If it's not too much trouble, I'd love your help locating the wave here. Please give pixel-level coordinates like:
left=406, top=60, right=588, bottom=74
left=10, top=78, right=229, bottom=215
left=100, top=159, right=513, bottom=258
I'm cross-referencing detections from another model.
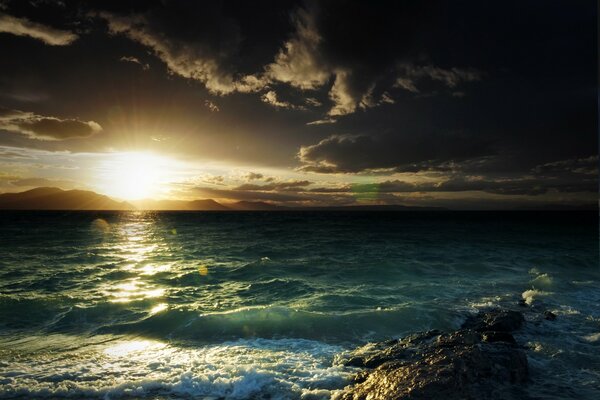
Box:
left=98, top=304, right=457, bottom=343
left=0, top=337, right=352, bottom=400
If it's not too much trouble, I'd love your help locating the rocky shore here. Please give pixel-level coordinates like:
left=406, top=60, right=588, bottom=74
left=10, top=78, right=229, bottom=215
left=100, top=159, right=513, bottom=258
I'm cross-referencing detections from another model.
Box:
left=337, top=309, right=535, bottom=400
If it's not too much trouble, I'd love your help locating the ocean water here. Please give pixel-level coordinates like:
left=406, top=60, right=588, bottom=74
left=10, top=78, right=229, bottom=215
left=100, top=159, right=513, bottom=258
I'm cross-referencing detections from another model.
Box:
left=0, top=211, right=598, bottom=399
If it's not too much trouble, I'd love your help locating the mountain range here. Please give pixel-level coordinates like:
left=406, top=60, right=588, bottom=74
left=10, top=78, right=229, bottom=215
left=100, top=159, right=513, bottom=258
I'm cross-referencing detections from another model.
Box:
left=0, top=187, right=445, bottom=211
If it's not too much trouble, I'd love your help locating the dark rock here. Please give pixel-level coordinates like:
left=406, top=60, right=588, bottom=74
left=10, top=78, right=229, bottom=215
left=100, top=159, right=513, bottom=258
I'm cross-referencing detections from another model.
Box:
left=518, top=299, right=528, bottom=307
left=338, top=310, right=528, bottom=400
left=544, top=311, right=557, bottom=321
left=436, top=330, right=480, bottom=347
left=461, top=309, right=525, bottom=332
left=342, top=330, right=441, bottom=369
left=481, top=330, right=517, bottom=344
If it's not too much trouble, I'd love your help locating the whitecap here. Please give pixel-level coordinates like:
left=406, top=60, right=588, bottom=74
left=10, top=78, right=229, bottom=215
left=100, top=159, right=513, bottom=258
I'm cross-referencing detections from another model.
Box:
left=530, top=273, right=553, bottom=289
left=582, top=332, right=600, bottom=343
left=0, top=337, right=354, bottom=400
left=522, top=289, right=550, bottom=305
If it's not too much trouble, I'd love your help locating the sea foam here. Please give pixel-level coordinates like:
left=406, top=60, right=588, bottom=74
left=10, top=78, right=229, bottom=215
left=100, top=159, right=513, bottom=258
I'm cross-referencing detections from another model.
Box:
left=0, top=337, right=354, bottom=400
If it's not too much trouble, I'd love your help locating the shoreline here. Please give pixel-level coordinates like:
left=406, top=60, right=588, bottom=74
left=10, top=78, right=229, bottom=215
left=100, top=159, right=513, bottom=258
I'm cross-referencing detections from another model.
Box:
left=334, top=306, right=556, bottom=400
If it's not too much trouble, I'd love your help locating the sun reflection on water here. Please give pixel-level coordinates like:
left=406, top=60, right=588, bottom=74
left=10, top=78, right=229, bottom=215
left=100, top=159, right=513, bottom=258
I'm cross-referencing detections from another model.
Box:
left=149, top=303, right=168, bottom=315
left=101, top=213, right=171, bottom=305
left=104, top=339, right=166, bottom=357
left=107, top=278, right=165, bottom=303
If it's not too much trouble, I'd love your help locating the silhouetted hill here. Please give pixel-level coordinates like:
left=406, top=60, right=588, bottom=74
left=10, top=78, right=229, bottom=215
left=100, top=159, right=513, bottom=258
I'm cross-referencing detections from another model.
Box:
left=301, top=204, right=447, bottom=211
left=132, top=199, right=230, bottom=211
left=0, top=187, right=133, bottom=210
left=0, top=187, right=448, bottom=211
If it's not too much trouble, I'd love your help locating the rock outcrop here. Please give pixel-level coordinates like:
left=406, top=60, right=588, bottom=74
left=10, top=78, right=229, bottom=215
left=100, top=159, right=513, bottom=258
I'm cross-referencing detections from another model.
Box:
left=337, top=309, right=529, bottom=400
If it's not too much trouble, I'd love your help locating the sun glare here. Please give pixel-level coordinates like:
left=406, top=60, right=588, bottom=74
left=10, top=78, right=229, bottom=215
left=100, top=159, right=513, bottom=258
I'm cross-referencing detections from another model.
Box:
left=98, top=152, right=173, bottom=200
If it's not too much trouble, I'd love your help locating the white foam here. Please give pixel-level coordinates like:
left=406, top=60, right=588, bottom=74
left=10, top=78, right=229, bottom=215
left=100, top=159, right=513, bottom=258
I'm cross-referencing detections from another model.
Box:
left=582, top=332, right=600, bottom=343
left=522, top=289, right=551, bottom=305
left=0, top=336, right=354, bottom=399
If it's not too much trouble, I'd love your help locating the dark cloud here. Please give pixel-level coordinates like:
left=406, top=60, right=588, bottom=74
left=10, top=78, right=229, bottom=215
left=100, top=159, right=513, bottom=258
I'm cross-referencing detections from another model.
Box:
left=311, top=174, right=597, bottom=197
left=394, top=63, right=482, bottom=94
left=0, top=107, right=101, bottom=140
left=17, top=118, right=101, bottom=140
left=82, top=0, right=483, bottom=117
left=194, top=187, right=306, bottom=202
left=532, top=155, right=598, bottom=177
left=298, top=132, right=492, bottom=173
left=90, top=1, right=275, bottom=95
left=265, top=1, right=481, bottom=117
left=235, top=180, right=311, bottom=192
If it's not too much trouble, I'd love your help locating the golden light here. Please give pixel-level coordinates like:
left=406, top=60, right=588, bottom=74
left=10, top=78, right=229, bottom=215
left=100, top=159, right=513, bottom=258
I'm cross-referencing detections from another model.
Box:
left=97, top=152, right=174, bottom=200
left=104, top=339, right=166, bottom=357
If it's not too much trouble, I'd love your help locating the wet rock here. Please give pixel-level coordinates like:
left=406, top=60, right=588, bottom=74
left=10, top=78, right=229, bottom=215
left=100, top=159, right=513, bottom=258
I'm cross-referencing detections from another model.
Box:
left=544, top=311, right=557, bottom=321
left=461, top=309, right=525, bottom=332
left=338, top=310, right=528, bottom=399
left=342, top=330, right=441, bottom=369
left=481, top=330, right=517, bottom=344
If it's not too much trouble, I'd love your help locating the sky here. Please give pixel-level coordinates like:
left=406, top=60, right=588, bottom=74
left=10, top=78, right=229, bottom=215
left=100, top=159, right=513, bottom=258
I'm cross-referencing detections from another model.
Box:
left=0, top=0, right=597, bottom=209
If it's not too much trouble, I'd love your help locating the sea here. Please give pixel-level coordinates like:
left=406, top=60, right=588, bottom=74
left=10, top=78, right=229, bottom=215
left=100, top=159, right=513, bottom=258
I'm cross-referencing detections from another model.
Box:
left=0, top=211, right=598, bottom=399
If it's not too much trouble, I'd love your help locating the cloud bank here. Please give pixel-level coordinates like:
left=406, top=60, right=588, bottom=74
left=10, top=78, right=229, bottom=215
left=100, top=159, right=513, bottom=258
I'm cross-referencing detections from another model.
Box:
left=0, top=13, right=77, bottom=45
left=0, top=108, right=102, bottom=140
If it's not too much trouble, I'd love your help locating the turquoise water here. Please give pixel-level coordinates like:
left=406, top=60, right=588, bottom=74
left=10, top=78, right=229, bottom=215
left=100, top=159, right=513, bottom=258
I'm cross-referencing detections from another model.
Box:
left=0, top=211, right=598, bottom=399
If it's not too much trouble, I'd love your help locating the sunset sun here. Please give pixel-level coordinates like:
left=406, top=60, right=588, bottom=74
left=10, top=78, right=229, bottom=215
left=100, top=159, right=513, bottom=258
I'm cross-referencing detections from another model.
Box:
left=99, top=152, right=170, bottom=200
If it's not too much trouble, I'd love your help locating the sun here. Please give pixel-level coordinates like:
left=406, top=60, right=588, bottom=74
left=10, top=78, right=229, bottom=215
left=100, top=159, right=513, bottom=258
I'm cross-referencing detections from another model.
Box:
left=98, top=152, right=171, bottom=200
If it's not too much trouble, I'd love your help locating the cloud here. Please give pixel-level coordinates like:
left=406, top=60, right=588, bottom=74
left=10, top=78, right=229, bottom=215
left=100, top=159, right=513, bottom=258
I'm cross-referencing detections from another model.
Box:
left=0, top=146, right=34, bottom=159
left=261, top=90, right=305, bottom=110
left=194, top=187, right=305, bottom=202
left=265, top=6, right=329, bottom=90
left=298, top=132, right=492, bottom=173
left=234, top=180, right=312, bottom=192
left=306, top=118, right=336, bottom=126
left=243, top=172, right=265, bottom=181
left=119, top=56, right=150, bottom=70
left=8, top=177, right=79, bottom=189
left=394, top=78, right=419, bottom=93
left=89, top=2, right=479, bottom=118
left=327, top=70, right=357, bottom=116
left=380, top=92, right=395, bottom=104
left=394, top=63, right=482, bottom=94
left=199, top=174, right=225, bottom=185
left=310, top=174, right=597, bottom=197
left=0, top=171, right=20, bottom=181
left=264, top=2, right=481, bottom=118
left=532, top=155, right=598, bottom=176
left=0, top=107, right=102, bottom=140
left=204, top=100, right=220, bottom=112
left=0, top=13, right=77, bottom=45
left=94, top=8, right=244, bottom=95
left=305, top=97, right=322, bottom=107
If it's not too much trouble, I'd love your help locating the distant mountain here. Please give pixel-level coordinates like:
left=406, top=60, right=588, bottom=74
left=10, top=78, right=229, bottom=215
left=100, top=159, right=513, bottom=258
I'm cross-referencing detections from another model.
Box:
left=0, top=187, right=446, bottom=211
left=132, top=199, right=229, bottom=211
left=0, top=187, right=133, bottom=210
left=229, top=201, right=284, bottom=210
left=301, top=204, right=447, bottom=211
